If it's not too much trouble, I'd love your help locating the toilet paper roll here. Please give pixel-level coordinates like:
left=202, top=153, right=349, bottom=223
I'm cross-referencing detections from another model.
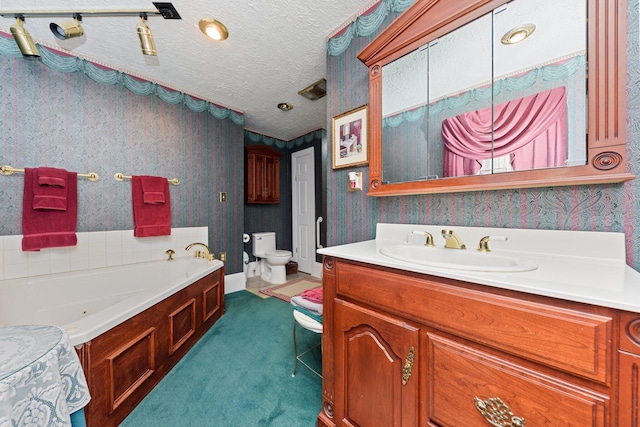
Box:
left=243, top=233, right=250, bottom=243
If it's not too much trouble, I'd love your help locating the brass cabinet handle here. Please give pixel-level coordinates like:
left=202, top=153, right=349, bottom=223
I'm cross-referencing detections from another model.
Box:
left=401, top=347, right=415, bottom=385
left=474, top=397, right=525, bottom=427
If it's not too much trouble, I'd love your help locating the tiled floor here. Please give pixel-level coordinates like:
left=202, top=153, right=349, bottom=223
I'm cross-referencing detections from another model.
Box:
left=245, top=272, right=312, bottom=298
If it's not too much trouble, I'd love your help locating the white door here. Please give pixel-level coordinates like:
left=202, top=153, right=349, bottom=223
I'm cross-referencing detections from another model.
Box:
left=291, top=147, right=315, bottom=274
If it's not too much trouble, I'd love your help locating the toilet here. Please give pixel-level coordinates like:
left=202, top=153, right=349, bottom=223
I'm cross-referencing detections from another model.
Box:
left=252, top=232, right=292, bottom=284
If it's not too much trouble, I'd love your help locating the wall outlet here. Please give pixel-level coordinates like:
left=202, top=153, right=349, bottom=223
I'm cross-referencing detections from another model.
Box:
left=219, top=192, right=227, bottom=203
left=219, top=251, right=227, bottom=262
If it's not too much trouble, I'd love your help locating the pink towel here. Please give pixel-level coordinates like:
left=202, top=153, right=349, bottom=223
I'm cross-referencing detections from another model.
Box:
left=22, top=167, right=78, bottom=251
left=132, top=175, right=171, bottom=237
left=141, top=175, right=166, bottom=204
left=32, top=168, right=68, bottom=211
left=37, top=167, right=67, bottom=187
left=300, top=286, right=323, bottom=304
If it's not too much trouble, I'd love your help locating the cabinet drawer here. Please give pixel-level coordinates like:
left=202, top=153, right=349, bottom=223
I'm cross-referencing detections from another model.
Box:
left=336, top=260, right=613, bottom=383
left=425, top=332, right=609, bottom=427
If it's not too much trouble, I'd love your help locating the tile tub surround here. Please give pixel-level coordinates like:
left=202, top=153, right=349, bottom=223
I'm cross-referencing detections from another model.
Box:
left=318, top=223, right=640, bottom=313
left=0, top=227, right=208, bottom=281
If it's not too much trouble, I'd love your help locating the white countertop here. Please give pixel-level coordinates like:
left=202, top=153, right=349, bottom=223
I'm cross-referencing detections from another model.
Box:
left=318, top=223, right=640, bottom=313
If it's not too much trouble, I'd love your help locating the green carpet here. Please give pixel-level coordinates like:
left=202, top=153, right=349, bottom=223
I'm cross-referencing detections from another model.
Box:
left=120, top=291, right=322, bottom=427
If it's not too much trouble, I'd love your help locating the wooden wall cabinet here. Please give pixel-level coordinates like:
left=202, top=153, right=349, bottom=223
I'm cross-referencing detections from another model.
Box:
left=319, top=257, right=630, bottom=427
left=246, top=145, right=281, bottom=204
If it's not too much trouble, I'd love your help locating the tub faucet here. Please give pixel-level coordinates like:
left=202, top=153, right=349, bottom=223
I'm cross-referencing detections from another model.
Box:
left=441, top=229, right=466, bottom=249
left=185, top=242, right=214, bottom=261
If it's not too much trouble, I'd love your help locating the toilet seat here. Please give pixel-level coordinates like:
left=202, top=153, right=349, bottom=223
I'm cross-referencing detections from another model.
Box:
left=266, top=250, right=292, bottom=257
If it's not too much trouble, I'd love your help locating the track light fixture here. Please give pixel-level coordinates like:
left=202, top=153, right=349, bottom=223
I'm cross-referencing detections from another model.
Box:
left=137, top=14, right=157, bottom=56
left=9, top=16, right=40, bottom=58
left=1, top=3, right=181, bottom=57
left=50, top=14, right=84, bottom=40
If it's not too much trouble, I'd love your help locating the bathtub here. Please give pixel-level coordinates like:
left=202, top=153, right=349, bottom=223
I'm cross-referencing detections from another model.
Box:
left=0, top=257, right=225, bottom=427
left=0, top=257, right=224, bottom=345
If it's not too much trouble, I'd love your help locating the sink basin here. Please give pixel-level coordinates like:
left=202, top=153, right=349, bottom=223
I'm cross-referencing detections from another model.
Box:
left=379, top=244, right=537, bottom=272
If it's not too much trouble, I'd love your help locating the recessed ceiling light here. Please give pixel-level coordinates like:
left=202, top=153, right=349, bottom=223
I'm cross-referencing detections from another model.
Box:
left=501, top=24, right=536, bottom=45
left=277, top=102, right=294, bottom=111
left=199, top=18, right=228, bottom=41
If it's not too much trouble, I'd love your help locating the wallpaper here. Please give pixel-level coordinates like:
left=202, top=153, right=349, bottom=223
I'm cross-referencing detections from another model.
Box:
left=0, top=56, right=245, bottom=273
left=325, top=0, right=640, bottom=271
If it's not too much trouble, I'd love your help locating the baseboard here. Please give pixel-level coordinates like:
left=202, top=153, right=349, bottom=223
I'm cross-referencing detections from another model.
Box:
left=225, top=272, right=246, bottom=294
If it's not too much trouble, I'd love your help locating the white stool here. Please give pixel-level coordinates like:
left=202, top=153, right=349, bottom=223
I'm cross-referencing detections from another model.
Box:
left=292, top=310, right=322, bottom=378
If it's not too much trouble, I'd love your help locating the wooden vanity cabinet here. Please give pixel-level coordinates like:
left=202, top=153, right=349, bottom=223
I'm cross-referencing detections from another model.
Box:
left=245, top=145, right=281, bottom=204
left=320, top=257, right=622, bottom=427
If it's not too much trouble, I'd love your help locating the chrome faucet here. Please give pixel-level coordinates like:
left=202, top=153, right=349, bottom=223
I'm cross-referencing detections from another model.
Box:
left=185, top=242, right=214, bottom=261
left=441, top=229, right=466, bottom=249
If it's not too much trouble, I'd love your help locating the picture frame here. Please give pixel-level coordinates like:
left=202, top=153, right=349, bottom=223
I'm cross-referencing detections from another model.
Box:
left=332, top=105, right=368, bottom=169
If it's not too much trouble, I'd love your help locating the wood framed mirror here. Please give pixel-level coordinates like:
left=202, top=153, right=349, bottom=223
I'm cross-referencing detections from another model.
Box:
left=358, top=0, right=634, bottom=196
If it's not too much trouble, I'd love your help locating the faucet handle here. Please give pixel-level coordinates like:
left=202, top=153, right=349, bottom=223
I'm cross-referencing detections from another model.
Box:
left=477, top=236, right=508, bottom=252
left=423, top=232, right=435, bottom=246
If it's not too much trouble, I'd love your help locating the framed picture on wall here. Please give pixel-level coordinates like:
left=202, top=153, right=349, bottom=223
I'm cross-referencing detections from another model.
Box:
left=332, top=105, right=368, bottom=169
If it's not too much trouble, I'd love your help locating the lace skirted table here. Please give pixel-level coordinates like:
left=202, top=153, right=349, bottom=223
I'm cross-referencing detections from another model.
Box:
left=0, top=324, right=91, bottom=427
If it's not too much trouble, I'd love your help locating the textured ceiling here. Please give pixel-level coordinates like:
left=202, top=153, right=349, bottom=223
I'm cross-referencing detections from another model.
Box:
left=0, top=0, right=376, bottom=141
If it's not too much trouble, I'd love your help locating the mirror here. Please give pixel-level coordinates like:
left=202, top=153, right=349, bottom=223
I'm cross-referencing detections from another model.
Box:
left=381, top=0, right=587, bottom=184
left=359, top=0, right=633, bottom=196
left=382, top=12, right=493, bottom=183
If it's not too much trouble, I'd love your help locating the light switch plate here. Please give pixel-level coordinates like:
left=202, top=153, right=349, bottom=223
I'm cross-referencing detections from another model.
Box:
left=220, top=192, right=227, bottom=202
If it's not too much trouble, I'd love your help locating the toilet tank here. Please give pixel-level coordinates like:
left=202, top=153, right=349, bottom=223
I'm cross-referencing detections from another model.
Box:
left=252, top=232, right=276, bottom=257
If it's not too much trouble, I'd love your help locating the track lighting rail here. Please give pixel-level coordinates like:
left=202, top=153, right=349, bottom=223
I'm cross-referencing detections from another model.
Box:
left=0, top=3, right=181, bottom=19
left=1, top=10, right=161, bottom=18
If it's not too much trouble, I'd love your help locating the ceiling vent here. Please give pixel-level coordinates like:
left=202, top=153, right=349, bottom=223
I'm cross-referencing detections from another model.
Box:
left=298, top=78, right=326, bottom=101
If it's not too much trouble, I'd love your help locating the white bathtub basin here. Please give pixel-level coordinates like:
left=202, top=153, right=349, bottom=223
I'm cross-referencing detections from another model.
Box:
left=0, top=258, right=223, bottom=345
left=379, top=244, right=538, bottom=272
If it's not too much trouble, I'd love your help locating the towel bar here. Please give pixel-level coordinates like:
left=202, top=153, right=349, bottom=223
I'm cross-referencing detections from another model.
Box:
left=114, top=172, right=180, bottom=186
left=0, top=165, right=99, bottom=181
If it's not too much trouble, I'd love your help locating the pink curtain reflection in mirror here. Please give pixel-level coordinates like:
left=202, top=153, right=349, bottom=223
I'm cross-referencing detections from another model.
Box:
left=442, top=86, right=568, bottom=177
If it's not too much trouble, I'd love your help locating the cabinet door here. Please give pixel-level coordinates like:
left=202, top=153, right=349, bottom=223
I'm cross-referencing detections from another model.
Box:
left=618, top=312, right=640, bottom=426
left=619, top=351, right=640, bottom=426
left=335, top=299, right=419, bottom=427
left=264, top=156, right=280, bottom=202
left=425, top=332, right=609, bottom=426
left=246, top=153, right=257, bottom=202
left=254, top=154, right=267, bottom=202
